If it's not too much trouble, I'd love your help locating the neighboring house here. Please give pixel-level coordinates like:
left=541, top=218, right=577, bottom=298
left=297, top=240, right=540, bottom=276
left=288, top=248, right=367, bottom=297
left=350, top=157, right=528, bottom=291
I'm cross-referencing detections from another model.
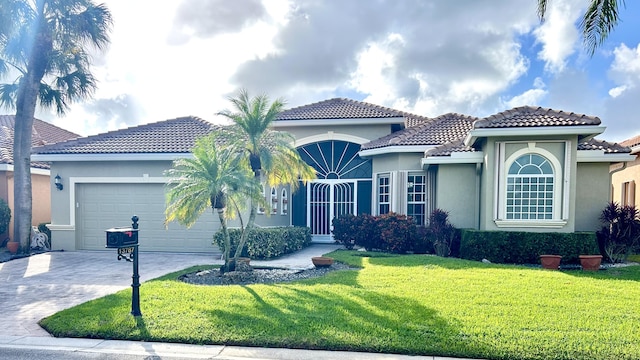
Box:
left=611, top=135, right=640, bottom=207
left=0, top=115, right=79, bottom=241
left=31, top=100, right=634, bottom=253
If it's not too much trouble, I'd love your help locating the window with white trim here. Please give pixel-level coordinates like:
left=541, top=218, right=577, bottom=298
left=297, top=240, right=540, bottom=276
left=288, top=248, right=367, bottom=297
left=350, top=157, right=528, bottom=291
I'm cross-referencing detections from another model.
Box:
left=622, top=181, right=635, bottom=207
left=506, top=153, right=554, bottom=220
left=271, top=187, right=278, bottom=214
left=378, top=174, right=390, bottom=215
left=407, top=173, right=426, bottom=225
left=281, top=188, right=288, bottom=215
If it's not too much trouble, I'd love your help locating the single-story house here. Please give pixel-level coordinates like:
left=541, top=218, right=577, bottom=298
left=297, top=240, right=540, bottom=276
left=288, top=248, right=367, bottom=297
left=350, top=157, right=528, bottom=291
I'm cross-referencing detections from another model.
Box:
left=611, top=135, right=640, bottom=207
left=0, top=115, right=79, bottom=241
left=31, top=99, right=634, bottom=253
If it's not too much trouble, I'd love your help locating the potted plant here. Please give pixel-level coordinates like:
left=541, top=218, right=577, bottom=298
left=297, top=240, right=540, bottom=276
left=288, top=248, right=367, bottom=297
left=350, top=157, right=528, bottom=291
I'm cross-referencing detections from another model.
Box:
left=539, top=254, right=562, bottom=270
left=579, top=255, right=602, bottom=271
left=312, top=256, right=334, bottom=267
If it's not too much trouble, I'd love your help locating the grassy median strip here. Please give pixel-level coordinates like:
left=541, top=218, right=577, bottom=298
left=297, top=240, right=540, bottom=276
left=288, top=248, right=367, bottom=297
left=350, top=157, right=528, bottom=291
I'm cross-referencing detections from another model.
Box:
left=40, top=250, right=640, bottom=360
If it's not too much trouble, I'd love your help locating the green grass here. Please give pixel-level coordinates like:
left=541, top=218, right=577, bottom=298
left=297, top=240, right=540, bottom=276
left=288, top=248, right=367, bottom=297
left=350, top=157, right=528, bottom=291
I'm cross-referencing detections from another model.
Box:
left=40, top=250, right=640, bottom=360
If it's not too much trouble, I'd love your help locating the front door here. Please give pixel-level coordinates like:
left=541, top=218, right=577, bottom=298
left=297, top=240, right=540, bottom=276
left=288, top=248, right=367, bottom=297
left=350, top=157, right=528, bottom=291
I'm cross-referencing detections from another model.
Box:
left=307, top=180, right=357, bottom=242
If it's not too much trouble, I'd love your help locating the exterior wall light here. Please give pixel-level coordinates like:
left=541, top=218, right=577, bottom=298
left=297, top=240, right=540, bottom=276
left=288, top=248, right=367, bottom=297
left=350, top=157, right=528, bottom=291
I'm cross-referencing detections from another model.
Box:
left=54, top=174, right=63, bottom=191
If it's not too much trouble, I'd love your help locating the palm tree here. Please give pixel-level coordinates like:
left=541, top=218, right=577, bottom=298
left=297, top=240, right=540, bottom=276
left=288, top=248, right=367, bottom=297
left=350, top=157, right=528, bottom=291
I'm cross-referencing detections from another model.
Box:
left=217, top=89, right=316, bottom=262
left=0, top=0, right=112, bottom=252
left=537, top=0, right=624, bottom=55
left=165, top=134, right=257, bottom=272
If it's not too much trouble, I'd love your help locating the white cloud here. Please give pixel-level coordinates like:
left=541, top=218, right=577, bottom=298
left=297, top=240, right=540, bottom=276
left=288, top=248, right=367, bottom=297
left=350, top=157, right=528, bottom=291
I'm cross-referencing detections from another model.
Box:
left=608, top=43, right=640, bottom=96
left=609, top=85, right=627, bottom=98
left=502, top=77, right=548, bottom=108
left=533, top=0, right=582, bottom=73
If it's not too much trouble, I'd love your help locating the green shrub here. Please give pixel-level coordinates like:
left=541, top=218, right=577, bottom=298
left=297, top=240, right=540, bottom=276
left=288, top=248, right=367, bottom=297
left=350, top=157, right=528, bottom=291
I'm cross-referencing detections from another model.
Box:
left=596, top=202, right=640, bottom=263
left=213, top=226, right=311, bottom=260
left=0, top=198, right=10, bottom=235
left=460, top=229, right=598, bottom=264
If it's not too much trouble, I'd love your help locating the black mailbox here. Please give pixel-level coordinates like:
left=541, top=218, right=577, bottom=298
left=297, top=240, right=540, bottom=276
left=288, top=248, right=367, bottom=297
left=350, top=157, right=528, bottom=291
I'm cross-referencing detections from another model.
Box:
left=105, top=227, right=139, bottom=248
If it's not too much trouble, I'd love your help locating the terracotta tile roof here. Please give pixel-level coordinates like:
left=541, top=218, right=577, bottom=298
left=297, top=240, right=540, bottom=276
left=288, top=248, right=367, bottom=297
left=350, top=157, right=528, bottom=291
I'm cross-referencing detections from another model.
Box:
left=425, top=139, right=477, bottom=157
left=405, top=116, right=431, bottom=127
left=276, top=98, right=416, bottom=121
left=33, top=116, right=218, bottom=155
left=620, top=134, right=640, bottom=148
left=0, top=115, right=80, bottom=168
left=474, top=106, right=601, bottom=128
left=578, top=138, right=631, bottom=154
left=361, top=113, right=477, bottom=150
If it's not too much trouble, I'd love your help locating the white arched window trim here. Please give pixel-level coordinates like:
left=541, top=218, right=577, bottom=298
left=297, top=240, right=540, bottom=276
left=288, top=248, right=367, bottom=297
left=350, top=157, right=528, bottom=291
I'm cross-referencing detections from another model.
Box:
left=281, top=188, right=288, bottom=215
left=271, top=187, right=278, bottom=214
left=495, top=143, right=567, bottom=228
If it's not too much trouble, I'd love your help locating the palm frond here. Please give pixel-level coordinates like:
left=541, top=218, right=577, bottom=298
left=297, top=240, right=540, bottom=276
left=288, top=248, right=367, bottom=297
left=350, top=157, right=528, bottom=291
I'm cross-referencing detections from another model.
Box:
left=164, top=133, right=254, bottom=228
left=580, top=0, right=624, bottom=55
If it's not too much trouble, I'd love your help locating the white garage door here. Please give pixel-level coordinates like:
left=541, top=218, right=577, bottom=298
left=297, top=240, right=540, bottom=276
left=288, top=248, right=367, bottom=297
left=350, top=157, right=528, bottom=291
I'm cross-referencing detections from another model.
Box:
left=77, top=183, right=219, bottom=253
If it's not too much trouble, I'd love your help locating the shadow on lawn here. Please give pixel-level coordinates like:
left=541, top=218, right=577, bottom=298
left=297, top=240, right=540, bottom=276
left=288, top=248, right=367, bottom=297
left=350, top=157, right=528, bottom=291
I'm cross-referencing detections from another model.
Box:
left=207, top=270, right=497, bottom=359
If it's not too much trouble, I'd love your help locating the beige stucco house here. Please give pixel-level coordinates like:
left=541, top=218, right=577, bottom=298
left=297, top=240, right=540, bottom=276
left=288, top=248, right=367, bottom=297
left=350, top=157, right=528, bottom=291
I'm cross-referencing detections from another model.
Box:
left=0, top=115, right=78, bottom=242
left=31, top=99, right=633, bottom=253
left=611, top=135, right=640, bottom=207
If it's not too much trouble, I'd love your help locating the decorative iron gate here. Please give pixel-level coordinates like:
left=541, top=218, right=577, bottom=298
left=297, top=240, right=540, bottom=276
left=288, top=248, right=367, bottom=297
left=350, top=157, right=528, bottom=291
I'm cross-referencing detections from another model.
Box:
left=307, top=181, right=356, bottom=241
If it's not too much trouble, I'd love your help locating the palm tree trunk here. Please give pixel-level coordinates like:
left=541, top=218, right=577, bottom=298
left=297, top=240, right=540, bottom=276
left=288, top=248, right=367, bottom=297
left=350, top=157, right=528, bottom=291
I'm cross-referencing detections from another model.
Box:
left=233, top=201, right=256, bottom=261
left=216, top=207, right=232, bottom=272
left=13, top=4, right=51, bottom=252
left=13, top=83, right=37, bottom=252
left=233, top=172, right=260, bottom=262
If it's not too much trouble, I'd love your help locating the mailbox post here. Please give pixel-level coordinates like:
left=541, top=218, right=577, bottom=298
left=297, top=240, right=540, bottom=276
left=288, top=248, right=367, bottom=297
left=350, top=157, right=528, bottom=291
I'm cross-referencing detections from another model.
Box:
left=106, top=215, right=141, bottom=317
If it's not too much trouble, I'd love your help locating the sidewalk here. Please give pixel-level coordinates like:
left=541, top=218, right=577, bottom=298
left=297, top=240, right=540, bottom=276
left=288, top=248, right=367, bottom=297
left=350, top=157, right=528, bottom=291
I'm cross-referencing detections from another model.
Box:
left=0, top=336, right=469, bottom=359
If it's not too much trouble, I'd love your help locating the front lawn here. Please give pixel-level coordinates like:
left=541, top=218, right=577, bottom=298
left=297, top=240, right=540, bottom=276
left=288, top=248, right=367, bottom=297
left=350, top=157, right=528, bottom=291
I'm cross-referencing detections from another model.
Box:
left=40, top=250, right=640, bottom=360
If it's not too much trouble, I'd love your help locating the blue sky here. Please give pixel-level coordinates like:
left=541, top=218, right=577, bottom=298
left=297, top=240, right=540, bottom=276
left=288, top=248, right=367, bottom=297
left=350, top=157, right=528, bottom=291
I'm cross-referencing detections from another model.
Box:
left=29, top=0, right=640, bottom=143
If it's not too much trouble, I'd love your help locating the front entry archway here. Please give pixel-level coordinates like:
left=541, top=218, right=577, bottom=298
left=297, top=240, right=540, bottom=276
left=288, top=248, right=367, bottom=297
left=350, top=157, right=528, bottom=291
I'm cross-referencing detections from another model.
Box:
left=295, top=140, right=372, bottom=242
left=307, top=180, right=357, bottom=242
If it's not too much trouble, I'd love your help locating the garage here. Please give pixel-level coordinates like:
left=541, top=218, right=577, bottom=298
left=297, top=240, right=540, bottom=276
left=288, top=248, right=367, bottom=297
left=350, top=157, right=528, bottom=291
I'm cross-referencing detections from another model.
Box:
left=76, top=183, right=219, bottom=253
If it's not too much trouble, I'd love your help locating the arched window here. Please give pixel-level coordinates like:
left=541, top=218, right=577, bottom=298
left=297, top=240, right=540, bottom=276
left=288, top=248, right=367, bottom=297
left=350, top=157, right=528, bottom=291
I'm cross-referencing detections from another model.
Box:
left=297, top=140, right=371, bottom=179
left=271, top=187, right=278, bottom=214
left=281, top=188, right=288, bottom=215
left=506, top=153, right=554, bottom=220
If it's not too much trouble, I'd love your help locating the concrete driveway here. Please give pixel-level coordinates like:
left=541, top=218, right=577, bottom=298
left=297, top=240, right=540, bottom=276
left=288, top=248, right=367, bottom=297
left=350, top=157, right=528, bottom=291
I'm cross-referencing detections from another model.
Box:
left=0, top=250, right=218, bottom=337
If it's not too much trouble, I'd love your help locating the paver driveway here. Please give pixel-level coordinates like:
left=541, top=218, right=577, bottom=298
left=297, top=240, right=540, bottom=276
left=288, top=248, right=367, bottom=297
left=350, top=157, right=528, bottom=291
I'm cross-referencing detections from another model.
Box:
left=0, top=250, right=217, bottom=336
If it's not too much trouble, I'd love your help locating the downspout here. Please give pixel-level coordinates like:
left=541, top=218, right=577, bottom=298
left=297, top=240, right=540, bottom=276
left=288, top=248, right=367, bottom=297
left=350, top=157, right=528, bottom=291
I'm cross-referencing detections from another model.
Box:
left=475, top=162, right=482, bottom=230
left=609, top=161, right=628, bottom=202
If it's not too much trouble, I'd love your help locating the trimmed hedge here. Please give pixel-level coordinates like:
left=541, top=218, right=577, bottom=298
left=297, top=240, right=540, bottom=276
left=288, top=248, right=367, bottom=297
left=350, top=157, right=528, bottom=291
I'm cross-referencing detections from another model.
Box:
left=213, top=226, right=312, bottom=260
left=332, top=213, right=418, bottom=253
left=460, top=229, right=599, bottom=264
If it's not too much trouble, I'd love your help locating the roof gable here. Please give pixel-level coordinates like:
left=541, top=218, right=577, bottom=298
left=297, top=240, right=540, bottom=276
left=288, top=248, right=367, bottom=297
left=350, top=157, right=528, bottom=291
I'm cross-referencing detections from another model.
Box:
left=0, top=115, right=79, bottom=168
left=474, top=106, right=601, bottom=129
left=33, top=116, right=218, bottom=155
left=578, top=138, right=630, bottom=154
left=276, top=98, right=419, bottom=122
left=361, top=113, right=477, bottom=150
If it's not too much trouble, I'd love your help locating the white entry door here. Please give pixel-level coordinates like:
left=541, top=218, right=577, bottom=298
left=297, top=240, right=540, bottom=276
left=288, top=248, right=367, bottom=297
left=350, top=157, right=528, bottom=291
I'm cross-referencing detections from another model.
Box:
left=307, top=180, right=357, bottom=242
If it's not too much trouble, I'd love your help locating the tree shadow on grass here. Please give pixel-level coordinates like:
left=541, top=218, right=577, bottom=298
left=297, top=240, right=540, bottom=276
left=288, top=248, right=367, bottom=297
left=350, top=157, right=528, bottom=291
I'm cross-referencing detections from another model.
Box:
left=205, top=270, right=499, bottom=359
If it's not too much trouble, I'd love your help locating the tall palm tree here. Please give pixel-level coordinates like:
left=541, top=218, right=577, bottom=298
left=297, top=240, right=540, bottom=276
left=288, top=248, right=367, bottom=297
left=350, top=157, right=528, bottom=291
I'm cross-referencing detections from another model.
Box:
left=0, top=0, right=112, bottom=252
left=217, top=89, right=316, bottom=261
left=538, top=0, right=624, bottom=55
left=165, top=134, right=257, bottom=272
